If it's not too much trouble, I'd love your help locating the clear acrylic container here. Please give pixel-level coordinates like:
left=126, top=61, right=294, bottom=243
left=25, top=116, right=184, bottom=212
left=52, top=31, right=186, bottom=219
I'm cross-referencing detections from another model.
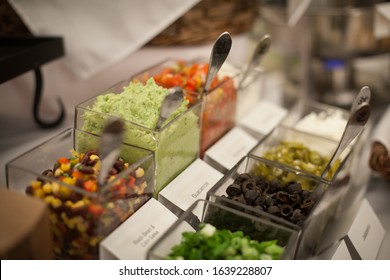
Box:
left=206, top=155, right=350, bottom=259
left=248, top=125, right=354, bottom=183
left=280, top=100, right=349, bottom=142
left=6, top=128, right=155, bottom=260
left=75, top=78, right=202, bottom=196
left=234, top=66, right=266, bottom=121
left=130, top=58, right=239, bottom=158
left=147, top=199, right=299, bottom=260
left=279, top=100, right=372, bottom=212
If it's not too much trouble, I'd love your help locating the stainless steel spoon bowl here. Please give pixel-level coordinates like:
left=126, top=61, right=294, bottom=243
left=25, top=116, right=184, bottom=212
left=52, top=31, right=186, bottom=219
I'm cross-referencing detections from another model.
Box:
left=322, top=102, right=371, bottom=178
left=202, top=32, right=232, bottom=98
left=238, top=34, right=271, bottom=90
left=156, top=86, right=184, bottom=130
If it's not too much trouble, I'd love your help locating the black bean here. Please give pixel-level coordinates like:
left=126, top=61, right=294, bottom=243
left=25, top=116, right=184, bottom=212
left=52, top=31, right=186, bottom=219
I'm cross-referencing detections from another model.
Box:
left=75, top=178, right=84, bottom=188
left=41, top=169, right=54, bottom=177
left=86, top=159, right=98, bottom=166
left=108, top=168, right=118, bottom=176
left=25, top=185, right=33, bottom=195
left=79, top=166, right=94, bottom=174
left=114, top=160, right=125, bottom=171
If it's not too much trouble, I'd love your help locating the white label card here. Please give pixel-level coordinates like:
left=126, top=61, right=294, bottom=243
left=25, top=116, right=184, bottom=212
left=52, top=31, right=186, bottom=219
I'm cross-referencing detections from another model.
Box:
left=332, top=239, right=353, bottom=260
left=204, top=127, right=257, bottom=172
left=238, top=100, right=288, bottom=136
left=99, top=198, right=177, bottom=260
left=346, top=199, right=385, bottom=260
left=158, top=159, right=223, bottom=217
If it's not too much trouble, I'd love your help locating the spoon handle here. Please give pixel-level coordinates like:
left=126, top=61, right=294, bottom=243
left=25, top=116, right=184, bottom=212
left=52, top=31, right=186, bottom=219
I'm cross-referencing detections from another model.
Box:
left=202, top=32, right=232, bottom=97
left=238, top=34, right=271, bottom=90
left=98, top=118, right=125, bottom=186
left=322, top=103, right=370, bottom=177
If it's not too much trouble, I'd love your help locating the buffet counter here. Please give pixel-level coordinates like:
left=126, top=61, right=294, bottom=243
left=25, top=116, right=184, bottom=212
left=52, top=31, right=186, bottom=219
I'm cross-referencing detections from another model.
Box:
left=0, top=33, right=389, bottom=260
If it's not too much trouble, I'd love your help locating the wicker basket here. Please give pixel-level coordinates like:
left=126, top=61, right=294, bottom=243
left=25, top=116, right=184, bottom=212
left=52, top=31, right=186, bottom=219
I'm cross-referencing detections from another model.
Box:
left=146, top=0, right=259, bottom=46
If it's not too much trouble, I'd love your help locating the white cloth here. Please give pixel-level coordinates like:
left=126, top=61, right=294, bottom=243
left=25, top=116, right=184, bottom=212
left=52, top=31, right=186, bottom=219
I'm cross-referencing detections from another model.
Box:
left=9, top=0, right=200, bottom=79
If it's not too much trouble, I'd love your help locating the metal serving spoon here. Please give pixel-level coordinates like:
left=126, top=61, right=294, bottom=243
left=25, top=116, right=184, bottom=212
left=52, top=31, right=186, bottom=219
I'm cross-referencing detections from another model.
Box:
left=350, top=86, right=371, bottom=113
left=155, top=86, right=184, bottom=130
left=322, top=102, right=371, bottom=178
left=97, top=118, right=125, bottom=186
left=201, top=31, right=232, bottom=98
left=238, top=34, right=271, bottom=90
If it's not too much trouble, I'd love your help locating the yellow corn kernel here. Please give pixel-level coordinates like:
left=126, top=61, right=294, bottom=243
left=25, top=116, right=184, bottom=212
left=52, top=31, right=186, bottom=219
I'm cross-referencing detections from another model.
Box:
left=77, top=222, right=88, bottom=233
left=70, top=149, right=78, bottom=157
left=70, top=159, right=79, bottom=166
left=82, top=197, right=91, bottom=205
left=61, top=162, right=71, bottom=172
left=52, top=182, right=60, bottom=195
left=50, top=198, right=62, bottom=209
left=65, top=200, right=74, bottom=208
left=54, top=168, right=64, bottom=177
left=44, top=195, right=55, bottom=204
left=89, top=236, right=98, bottom=247
left=62, top=177, right=75, bottom=186
left=135, top=167, right=144, bottom=178
left=66, top=218, right=76, bottom=229
left=49, top=213, right=58, bottom=224
left=72, top=200, right=85, bottom=209
left=33, top=188, right=45, bottom=199
left=42, top=183, right=53, bottom=194
left=106, top=202, right=115, bottom=209
left=59, top=185, right=72, bottom=198
left=90, top=154, right=100, bottom=161
left=139, top=181, right=147, bottom=193
left=31, top=180, right=42, bottom=189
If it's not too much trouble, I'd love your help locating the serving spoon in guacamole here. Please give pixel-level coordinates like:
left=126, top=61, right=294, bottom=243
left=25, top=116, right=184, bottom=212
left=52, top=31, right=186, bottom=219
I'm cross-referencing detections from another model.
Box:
left=156, top=86, right=184, bottom=130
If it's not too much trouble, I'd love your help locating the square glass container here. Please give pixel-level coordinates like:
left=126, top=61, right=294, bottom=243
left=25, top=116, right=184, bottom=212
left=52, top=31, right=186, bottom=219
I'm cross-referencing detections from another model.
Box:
left=75, top=79, right=202, bottom=196
left=6, top=128, right=155, bottom=260
left=280, top=100, right=349, bottom=142
left=147, top=199, right=299, bottom=260
left=206, top=155, right=349, bottom=259
left=279, top=100, right=371, bottom=212
left=233, top=66, right=266, bottom=121
left=130, top=58, right=239, bottom=158
left=248, top=125, right=354, bottom=183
